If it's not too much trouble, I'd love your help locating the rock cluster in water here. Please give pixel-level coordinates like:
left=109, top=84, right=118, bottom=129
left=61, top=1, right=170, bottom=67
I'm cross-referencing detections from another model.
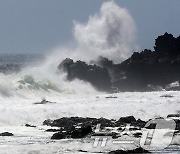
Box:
left=43, top=114, right=180, bottom=139
left=43, top=114, right=180, bottom=153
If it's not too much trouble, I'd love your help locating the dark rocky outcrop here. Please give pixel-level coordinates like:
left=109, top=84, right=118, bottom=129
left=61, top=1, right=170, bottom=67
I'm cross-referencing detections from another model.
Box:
left=0, top=132, right=14, bottom=136
left=50, top=124, right=92, bottom=140
left=160, top=94, right=174, bottom=98
left=135, top=119, right=146, bottom=128
left=108, top=147, right=151, bottom=153
left=44, top=115, right=179, bottom=149
left=25, top=124, right=36, bottom=127
left=71, top=125, right=92, bottom=138
left=43, top=117, right=115, bottom=128
left=58, top=58, right=112, bottom=92
left=58, top=33, right=180, bottom=92
left=34, top=99, right=56, bottom=105
left=117, top=116, right=136, bottom=124
left=51, top=132, right=66, bottom=140
left=44, top=116, right=147, bottom=140
left=45, top=129, right=62, bottom=132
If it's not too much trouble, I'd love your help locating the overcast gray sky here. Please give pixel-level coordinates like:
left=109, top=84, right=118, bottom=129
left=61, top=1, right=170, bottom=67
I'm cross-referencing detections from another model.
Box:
left=0, top=0, right=180, bottom=54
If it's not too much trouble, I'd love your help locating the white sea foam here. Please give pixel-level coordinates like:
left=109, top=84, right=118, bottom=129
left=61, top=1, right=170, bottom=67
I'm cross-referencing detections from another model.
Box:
left=0, top=1, right=179, bottom=154
left=0, top=1, right=178, bottom=127
left=0, top=0, right=136, bottom=100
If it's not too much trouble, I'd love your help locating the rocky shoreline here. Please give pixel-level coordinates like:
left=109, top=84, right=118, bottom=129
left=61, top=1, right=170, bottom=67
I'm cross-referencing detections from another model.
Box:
left=41, top=114, right=180, bottom=153
left=0, top=113, right=179, bottom=153
left=58, top=33, right=180, bottom=92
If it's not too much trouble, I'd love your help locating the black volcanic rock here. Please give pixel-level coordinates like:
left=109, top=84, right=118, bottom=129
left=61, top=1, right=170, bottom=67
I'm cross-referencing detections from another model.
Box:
left=107, top=33, right=180, bottom=91
left=58, top=33, right=180, bottom=92
left=108, top=147, right=151, bottom=153
left=154, top=32, right=180, bottom=57
left=51, top=132, right=66, bottom=140
left=116, top=116, right=136, bottom=124
left=94, top=56, right=113, bottom=68
left=58, top=58, right=74, bottom=73
left=47, top=117, right=76, bottom=127
left=45, top=116, right=177, bottom=143
left=71, top=125, right=92, bottom=138
left=0, top=132, right=13, bottom=136
left=25, top=124, right=36, bottom=127
left=135, top=119, right=146, bottom=128
left=50, top=125, right=92, bottom=140
left=45, top=116, right=144, bottom=140
left=58, top=58, right=112, bottom=91
left=91, top=117, right=115, bottom=127
left=43, top=117, right=114, bottom=128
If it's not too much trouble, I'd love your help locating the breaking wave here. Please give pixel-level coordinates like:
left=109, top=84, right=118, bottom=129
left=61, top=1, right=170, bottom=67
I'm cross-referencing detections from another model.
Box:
left=0, top=1, right=137, bottom=99
left=51, top=1, right=137, bottom=63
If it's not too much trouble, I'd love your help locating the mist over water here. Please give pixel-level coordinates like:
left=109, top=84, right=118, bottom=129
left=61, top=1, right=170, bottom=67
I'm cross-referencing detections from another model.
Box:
left=0, top=1, right=137, bottom=98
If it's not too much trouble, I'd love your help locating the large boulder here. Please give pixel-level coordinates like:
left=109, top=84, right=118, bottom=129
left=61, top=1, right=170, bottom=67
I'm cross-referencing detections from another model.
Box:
left=51, top=132, right=66, bottom=140
left=116, top=116, right=136, bottom=124
left=0, top=132, right=13, bottom=136
left=58, top=59, right=112, bottom=91
left=111, top=33, right=180, bottom=91
left=154, top=32, right=180, bottom=57
left=71, top=125, right=92, bottom=138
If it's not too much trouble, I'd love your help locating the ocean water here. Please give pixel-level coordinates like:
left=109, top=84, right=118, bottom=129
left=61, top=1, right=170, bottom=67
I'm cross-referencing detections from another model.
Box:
left=0, top=54, right=179, bottom=153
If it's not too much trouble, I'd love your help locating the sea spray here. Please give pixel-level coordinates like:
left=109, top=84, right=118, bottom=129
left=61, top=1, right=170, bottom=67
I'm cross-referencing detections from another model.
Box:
left=50, top=1, right=137, bottom=63
left=0, top=1, right=137, bottom=125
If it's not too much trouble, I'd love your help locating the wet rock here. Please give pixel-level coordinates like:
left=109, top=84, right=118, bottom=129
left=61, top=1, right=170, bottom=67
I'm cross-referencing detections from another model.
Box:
left=51, top=132, right=66, bottom=140
left=58, top=59, right=112, bottom=92
left=154, top=32, right=180, bottom=57
left=105, top=96, right=118, bottom=99
left=43, top=119, right=53, bottom=126
left=45, top=116, right=149, bottom=140
left=160, top=94, right=174, bottom=98
left=45, top=129, right=62, bottom=132
left=77, top=150, right=88, bottom=153
left=58, top=58, right=74, bottom=73
left=116, top=116, right=136, bottom=124
left=34, top=99, right=56, bottom=104
left=0, top=132, right=13, bottom=136
left=92, top=117, right=115, bottom=127
left=94, top=56, right=113, bottom=68
left=135, top=119, right=146, bottom=128
left=51, top=125, right=92, bottom=140
left=58, top=33, right=180, bottom=92
left=43, top=117, right=114, bottom=128
left=70, top=117, right=95, bottom=124
left=46, top=117, right=76, bottom=127
left=71, top=125, right=92, bottom=139
left=108, top=147, right=151, bottom=153
left=25, top=124, right=36, bottom=127
left=167, top=114, right=180, bottom=118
